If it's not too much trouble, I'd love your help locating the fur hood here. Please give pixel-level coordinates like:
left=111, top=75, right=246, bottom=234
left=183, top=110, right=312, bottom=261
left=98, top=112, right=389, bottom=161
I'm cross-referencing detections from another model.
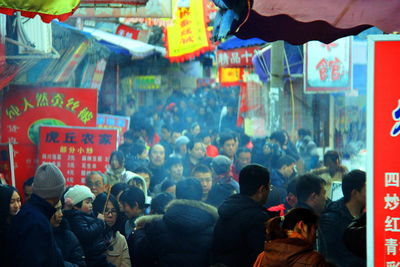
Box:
left=163, top=199, right=218, bottom=234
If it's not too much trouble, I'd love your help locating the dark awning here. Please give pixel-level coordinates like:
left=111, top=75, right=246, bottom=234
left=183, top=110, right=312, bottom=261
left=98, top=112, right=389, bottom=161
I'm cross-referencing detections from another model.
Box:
left=212, top=0, right=400, bottom=45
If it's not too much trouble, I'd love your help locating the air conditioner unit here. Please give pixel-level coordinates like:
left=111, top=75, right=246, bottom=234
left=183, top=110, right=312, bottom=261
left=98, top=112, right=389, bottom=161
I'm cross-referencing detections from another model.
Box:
left=18, top=16, right=52, bottom=54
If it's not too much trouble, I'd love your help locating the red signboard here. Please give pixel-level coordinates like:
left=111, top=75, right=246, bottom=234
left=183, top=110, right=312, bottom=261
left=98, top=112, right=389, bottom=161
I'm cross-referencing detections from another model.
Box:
left=12, top=144, right=37, bottom=200
left=116, top=24, right=140, bottom=40
left=217, top=47, right=260, bottom=67
left=367, top=36, right=400, bottom=267
left=1, top=86, right=98, bottom=145
left=38, top=126, right=118, bottom=186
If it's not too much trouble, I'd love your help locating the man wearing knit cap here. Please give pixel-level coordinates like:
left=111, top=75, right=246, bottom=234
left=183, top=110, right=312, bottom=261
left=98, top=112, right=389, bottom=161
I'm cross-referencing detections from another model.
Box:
left=6, top=163, right=66, bottom=267
left=211, top=155, right=240, bottom=193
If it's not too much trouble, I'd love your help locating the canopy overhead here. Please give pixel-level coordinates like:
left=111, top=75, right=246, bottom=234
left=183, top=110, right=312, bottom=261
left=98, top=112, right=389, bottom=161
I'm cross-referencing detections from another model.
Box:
left=83, top=27, right=166, bottom=59
left=218, top=36, right=265, bottom=50
left=212, top=0, right=400, bottom=45
left=0, top=0, right=79, bottom=23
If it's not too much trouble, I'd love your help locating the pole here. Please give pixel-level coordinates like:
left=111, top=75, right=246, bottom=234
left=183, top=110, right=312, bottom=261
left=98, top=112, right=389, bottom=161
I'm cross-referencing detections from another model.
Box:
left=269, top=40, right=285, bottom=132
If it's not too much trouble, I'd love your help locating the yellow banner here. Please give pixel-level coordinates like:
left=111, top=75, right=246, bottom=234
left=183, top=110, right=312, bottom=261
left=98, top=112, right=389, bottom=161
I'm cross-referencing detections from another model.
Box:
left=219, top=67, right=243, bottom=84
left=165, top=0, right=212, bottom=62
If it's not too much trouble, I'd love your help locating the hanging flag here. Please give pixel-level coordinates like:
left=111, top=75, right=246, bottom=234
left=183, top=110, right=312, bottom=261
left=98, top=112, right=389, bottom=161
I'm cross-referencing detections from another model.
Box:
left=165, top=0, right=213, bottom=63
left=218, top=67, right=244, bottom=87
left=0, top=0, right=80, bottom=23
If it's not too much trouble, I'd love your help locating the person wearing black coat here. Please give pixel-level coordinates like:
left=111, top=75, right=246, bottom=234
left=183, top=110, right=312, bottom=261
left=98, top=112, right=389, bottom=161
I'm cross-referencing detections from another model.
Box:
left=52, top=200, right=86, bottom=267
left=63, top=185, right=112, bottom=267
left=130, top=199, right=218, bottom=267
left=212, top=164, right=271, bottom=267
left=5, top=163, right=66, bottom=267
left=63, top=209, right=111, bottom=267
left=319, top=170, right=366, bottom=267
left=129, top=178, right=218, bottom=267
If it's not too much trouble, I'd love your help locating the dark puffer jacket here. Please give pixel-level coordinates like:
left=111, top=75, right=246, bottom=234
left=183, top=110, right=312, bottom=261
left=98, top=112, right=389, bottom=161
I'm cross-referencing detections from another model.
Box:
left=319, top=198, right=366, bottom=267
left=130, top=199, right=218, bottom=267
left=63, top=209, right=111, bottom=267
left=255, top=238, right=333, bottom=267
left=53, top=218, right=86, bottom=267
left=212, top=194, right=270, bottom=267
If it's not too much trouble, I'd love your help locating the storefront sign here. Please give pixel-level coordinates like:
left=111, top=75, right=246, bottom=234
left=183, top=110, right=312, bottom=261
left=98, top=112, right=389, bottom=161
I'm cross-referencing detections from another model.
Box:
left=305, top=36, right=352, bottom=93
left=367, top=35, right=400, bottom=267
left=2, top=86, right=98, bottom=145
left=12, top=144, right=37, bottom=200
left=74, top=0, right=172, bottom=18
left=116, top=24, right=140, bottom=40
left=217, top=47, right=259, bottom=67
left=165, top=0, right=213, bottom=63
left=38, top=126, right=118, bottom=186
left=218, top=67, right=243, bottom=87
left=97, top=113, right=130, bottom=144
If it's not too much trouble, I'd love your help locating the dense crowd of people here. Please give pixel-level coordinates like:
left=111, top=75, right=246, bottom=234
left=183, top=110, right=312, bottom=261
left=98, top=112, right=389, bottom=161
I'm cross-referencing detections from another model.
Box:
left=0, top=89, right=367, bottom=267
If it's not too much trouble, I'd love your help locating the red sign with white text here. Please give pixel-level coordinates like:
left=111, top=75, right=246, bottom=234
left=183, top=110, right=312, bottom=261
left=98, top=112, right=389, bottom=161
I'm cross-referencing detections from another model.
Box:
left=1, top=86, right=98, bottom=145
left=217, top=47, right=259, bottom=67
left=370, top=38, right=400, bottom=267
left=116, top=24, right=140, bottom=40
left=38, top=126, right=118, bottom=186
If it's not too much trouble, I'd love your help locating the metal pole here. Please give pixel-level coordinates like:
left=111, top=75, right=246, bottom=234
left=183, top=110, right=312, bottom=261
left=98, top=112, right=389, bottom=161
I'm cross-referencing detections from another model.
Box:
left=269, top=40, right=285, bottom=132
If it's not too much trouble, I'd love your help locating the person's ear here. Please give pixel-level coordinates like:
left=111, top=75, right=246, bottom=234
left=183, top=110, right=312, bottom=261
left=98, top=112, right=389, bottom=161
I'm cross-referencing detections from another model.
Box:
left=295, top=220, right=308, bottom=235
left=309, top=192, right=318, bottom=203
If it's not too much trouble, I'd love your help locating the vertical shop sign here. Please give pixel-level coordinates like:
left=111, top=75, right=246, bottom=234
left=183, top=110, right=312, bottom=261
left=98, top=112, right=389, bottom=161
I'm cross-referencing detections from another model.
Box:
left=367, top=35, right=400, bottom=267
left=165, top=0, right=212, bottom=63
left=305, top=36, right=352, bottom=93
left=96, top=113, right=130, bottom=144
left=38, top=126, right=118, bottom=186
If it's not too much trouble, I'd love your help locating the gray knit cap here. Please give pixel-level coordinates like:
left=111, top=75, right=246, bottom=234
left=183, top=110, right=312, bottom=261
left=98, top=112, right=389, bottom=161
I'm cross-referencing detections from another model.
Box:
left=33, top=163, right=66, bottom=199
left=211, top=155, right=232, bottom=175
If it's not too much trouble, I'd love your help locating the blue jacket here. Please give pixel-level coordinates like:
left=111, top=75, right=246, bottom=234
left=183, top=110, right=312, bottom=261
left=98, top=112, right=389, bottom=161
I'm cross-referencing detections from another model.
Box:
left=6, top=194, right=64, bottom=267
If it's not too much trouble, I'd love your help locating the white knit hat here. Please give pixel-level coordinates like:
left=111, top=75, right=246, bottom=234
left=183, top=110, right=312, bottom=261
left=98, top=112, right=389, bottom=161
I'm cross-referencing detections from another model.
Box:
left=64, top=185, right=95, bottom=206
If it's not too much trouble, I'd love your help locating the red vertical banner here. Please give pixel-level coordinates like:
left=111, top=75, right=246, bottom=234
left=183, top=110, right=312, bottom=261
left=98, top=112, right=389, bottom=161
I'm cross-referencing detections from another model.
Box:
left=368, top=36, right=400, bottom=267
left=38, top=126, right=118, bottom=186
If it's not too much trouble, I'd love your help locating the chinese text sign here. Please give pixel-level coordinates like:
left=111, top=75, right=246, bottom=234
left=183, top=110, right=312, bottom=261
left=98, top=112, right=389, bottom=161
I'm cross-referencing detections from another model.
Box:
left=368, top=37, right=400, bottom=267
left=165, top=0, right=212, bottom=62
left=96, top=113, right=130, bottom=145
left=38, top=126, right=118, bottom=186
left=2, top=86, right=98, bottom=145
left=305, top=37, right=352, bottom=93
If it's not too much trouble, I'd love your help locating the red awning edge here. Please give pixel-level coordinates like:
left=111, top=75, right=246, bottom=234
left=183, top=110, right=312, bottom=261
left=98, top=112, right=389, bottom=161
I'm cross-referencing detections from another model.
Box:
left=0, top=5, right=79, bottom=23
